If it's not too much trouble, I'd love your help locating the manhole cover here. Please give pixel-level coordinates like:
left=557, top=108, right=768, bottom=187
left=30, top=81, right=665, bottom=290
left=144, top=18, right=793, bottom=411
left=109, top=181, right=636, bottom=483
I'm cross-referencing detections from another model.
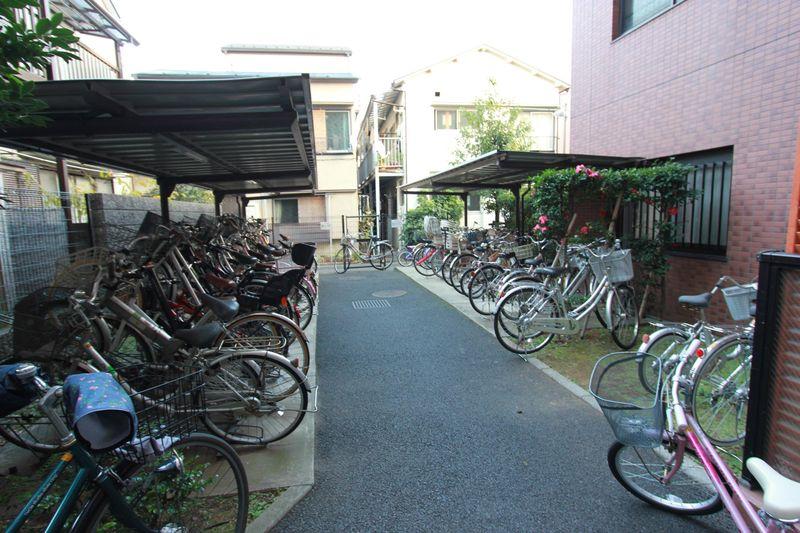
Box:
left=351, top=299, right=391, bottom=310
left=371, top=290, right=407, bottom=298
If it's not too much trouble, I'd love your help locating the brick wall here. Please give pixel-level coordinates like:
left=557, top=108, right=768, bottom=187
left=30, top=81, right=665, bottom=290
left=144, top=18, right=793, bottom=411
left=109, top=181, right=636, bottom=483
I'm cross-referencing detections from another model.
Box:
left=571, top=0, right=800, bottom=321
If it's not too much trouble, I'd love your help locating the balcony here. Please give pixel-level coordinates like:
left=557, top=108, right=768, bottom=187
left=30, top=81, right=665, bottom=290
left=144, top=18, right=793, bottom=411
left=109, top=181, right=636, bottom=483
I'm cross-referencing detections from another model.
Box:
left=53, top=42, right=120, bottom=80
left=358, top=136, right=404, bottom=187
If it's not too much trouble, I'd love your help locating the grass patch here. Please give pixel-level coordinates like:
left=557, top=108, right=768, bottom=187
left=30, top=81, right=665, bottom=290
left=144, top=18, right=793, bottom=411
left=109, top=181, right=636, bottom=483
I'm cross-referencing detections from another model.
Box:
left=248, top=487, right=286, bottom=522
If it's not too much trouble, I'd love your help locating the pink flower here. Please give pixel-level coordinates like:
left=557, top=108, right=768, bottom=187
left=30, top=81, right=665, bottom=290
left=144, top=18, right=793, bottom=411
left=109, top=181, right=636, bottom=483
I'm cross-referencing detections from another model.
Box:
left=587, top=169, right=600, bottom=179
left=668, top=206, right=679, bottom=217
left=580, top=225, right=589, bottom=235
left=540, top=226, right=548, bottom=232
left=575, top=164, right=586, bottom=174
left=538, top=215, right=548, bottom=224
left=533, top=224, right=542, bottom=231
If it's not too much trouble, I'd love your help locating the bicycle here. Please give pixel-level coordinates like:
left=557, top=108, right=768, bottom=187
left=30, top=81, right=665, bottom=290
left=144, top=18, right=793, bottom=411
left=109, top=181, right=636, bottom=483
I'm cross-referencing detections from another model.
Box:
left=333, top=233, right=394, bottom=273
left=590, top=348, right=800, bottom=532
left=2, top=362, right=249, bottom=532
left=493, top=240, right=639, bottom=354
left=638, top=276, right=756, bottom=446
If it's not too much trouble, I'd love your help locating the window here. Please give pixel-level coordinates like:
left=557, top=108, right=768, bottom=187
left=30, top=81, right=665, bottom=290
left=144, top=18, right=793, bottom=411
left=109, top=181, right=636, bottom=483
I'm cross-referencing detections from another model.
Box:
left=467, top=192, right=481, bottom=210
left=631, top=148, right=733, bottom=257
left=435, top=109, right=457, bottom=130
left=274, top=199, right=299, bottom=224
left=324, top=110, right=350, bottom=152
left=617, top=0, right=683, bottom=35
left=529, top=112, right=555, bottom=151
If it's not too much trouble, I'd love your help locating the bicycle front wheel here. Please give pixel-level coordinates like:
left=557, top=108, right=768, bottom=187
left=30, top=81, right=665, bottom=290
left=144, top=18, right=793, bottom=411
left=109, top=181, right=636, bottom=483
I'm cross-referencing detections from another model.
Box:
left=608, top=440, right=722, bottom=515
left=607, top=284, right=640, bottom=349
left=468, top=264, right=505, bottom=315
left=397, top=249, right=413, bottom=267
left=691, top=334, right=752, bottom=446
left=333, top=246, right=350, bottom=274
left=493, top=287, right=557, bottom=354
left=78, top=433, right=249, bottom=532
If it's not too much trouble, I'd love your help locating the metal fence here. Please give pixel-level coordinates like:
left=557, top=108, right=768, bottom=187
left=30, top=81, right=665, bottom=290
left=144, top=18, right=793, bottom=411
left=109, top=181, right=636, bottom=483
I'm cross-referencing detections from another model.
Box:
left=744, top=251, right=800, bottom=485
left=264, top=215, right=335, bottom=262
left=0, top=188, right=77, bottom=322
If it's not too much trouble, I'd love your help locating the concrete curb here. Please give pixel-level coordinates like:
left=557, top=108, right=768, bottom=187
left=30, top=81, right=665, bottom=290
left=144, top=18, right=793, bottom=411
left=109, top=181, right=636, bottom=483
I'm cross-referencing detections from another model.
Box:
left=246, top=281, right=320, bottom=531
left=396, top=267, right=602, bottom=413
left=246, top=484, right=313, bottom=533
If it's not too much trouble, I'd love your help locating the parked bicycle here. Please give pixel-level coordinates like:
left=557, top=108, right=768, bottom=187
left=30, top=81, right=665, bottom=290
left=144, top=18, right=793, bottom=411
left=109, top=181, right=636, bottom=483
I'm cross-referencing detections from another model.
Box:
left=333, top=232, right=394, bottom=273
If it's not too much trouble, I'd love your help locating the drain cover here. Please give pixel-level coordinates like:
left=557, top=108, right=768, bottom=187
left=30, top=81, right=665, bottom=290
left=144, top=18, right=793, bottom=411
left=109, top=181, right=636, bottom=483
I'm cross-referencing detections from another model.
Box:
left=371, top=290, right=407, bottom=298
left=351, top=299, right=391, bottom=310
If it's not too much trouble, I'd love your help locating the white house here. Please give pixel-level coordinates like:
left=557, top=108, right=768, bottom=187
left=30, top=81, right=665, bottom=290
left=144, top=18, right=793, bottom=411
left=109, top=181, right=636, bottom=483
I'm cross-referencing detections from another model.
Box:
left=357, top=45, right=570, bottom=239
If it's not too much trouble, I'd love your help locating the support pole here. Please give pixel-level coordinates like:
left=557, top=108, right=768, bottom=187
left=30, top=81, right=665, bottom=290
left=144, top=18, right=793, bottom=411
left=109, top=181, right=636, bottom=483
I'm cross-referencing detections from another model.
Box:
left=512, top=184, right=522, bottom=235
left=158, top=181, right=174, bottom=222
left=214, top=192, right=223, bottom=216
left=240, top=196, right=249, bottom=219
left=55, top=158, right=72, bottom=227
left=462, top=193, right=468, bottom=227
left=372, top=96, right=381, bottom=238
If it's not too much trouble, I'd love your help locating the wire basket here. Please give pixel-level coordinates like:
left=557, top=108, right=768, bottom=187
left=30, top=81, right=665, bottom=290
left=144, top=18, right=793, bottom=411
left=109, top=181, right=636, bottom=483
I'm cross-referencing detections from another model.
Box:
left=52, top=247, right=111, bottom=292
left=114, top=364, right=205, bottom=463
left=721, top=284, right=757, bottom=321
left=590, top=352, right=664, bottom=448
left=513, top=243, right=536, bottom=260
left=589, top=249, right=634, bottom=284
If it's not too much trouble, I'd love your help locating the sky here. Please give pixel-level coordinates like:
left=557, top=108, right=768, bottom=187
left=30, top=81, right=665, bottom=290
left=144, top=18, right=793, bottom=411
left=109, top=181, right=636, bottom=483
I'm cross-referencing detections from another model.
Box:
left=114, top=0, right=572, bottom=109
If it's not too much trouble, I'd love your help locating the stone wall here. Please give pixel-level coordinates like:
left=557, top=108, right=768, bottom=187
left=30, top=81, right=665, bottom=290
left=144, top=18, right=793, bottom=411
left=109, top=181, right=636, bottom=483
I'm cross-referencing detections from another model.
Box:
left=87, top=193, right=215, bottom=250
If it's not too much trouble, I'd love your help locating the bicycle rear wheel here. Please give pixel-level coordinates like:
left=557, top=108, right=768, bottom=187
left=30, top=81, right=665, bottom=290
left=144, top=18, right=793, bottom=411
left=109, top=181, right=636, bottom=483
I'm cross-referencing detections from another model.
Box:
left=608, top=284, right=639, bottom=349
left=449, top=253, right=478, bottom=293
left=397, top=249, right=413, bottom=267
left=608, top=440, right=722, bottom=515
left=202, top=351, right=309, bottom=445
left=414, top=245, right=438, bottom=276
left=220, top=312, right=310, bottom=375
left=333, top=246, right=350, bottom=274
left=77, top=433, right=249, bottom=532
left=369, top=243, right=394, bottom=270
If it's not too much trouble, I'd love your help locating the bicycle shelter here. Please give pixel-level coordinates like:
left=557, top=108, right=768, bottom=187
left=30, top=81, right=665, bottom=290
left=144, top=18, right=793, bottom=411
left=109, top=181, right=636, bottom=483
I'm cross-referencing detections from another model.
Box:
left=399, top=151, right=642, bottom=234
left=0, top=76, right=319, bottom=220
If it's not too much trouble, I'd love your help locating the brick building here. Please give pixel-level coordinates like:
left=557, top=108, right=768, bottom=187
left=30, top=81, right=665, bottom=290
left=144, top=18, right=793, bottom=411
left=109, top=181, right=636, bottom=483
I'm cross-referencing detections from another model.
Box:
left=570, top=0, right=800, bottom=320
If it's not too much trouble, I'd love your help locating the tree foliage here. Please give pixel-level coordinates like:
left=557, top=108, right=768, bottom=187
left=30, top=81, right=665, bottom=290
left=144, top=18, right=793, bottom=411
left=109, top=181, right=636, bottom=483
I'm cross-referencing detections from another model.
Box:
left=1, top=0, right=79, bottom=128
left=145, top=183, right=214, bottom=204
left=452, top=79, right=532, bottom=226
left=400, top=195, right=463, bottom=244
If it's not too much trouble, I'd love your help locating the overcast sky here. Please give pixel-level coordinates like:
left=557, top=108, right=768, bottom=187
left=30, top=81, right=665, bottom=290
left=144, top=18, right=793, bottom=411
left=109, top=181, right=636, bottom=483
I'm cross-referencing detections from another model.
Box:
left=115, top=0, right=572, bottom=108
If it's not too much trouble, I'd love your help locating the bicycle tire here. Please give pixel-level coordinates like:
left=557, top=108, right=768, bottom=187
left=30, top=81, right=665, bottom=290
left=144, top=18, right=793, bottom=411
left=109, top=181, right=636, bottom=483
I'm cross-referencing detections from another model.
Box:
left=638, top=328, right=690, bottom=394
left=333, top=247, right=350, bottom=274
left=449, top=253, right=479, bottom=292
left=607, top=440, right=723, bottom=515
left=75, top=433, right=249, bottom=532
left=690, top=333, right=752, bottom=447
left=202, top=350, right=309, bottom=445
left=397, top=250, right=413, bottom=267
left=440, top=251, right=458, bottom=285
left=369, top=242, right=394, bottom=270
left=608, top=284, right=640, bottom=350
left=289, top=284, right=314, bottom=330
left=468, top=264, right=505, bottom=315
left=414, top=245, right=438, bottom=276
left=493, top=286, right=557, bottom=354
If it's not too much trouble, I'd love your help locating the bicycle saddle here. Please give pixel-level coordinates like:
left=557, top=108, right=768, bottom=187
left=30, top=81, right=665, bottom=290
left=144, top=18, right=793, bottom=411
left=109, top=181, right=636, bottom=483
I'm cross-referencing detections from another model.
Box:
left=420, top=239, right=433, bottom=244
left=534, top=266, right=569, bottom=277
left=204, top=272, right=236, bottom=292
left=229, top=250, right=258, bottom=265
left=746, top=458, right=800, bottom=522
left=200, top=292, right=239, bottom=322
left=523, top=257, right=544, bottom=267
left=173, top=322, right=225, bottom=348
left=678, top=292, right=712, bottom=309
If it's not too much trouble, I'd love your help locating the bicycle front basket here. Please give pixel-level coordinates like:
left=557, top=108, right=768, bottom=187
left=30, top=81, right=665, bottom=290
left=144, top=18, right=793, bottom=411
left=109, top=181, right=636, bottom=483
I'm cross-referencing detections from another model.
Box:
left=589, top=352, right=664, bottom=448
left=588, top=249, right=634, bottom=284
left=721, top=284, right=757, bottom=321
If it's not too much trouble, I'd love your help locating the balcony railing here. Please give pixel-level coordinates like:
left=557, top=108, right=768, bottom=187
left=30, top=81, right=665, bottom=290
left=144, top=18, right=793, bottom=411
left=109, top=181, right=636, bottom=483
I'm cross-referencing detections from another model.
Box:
left=378, top=137, right=403, bottom=171
left=53, top=42, right=120, bottom=80
left=358, top=154, right=373, bottom=187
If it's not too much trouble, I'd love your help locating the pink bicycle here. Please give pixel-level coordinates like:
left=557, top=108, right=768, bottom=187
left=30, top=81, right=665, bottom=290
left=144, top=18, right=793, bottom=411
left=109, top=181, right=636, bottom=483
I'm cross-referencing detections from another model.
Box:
left=590, top=349, right=800, bottom=531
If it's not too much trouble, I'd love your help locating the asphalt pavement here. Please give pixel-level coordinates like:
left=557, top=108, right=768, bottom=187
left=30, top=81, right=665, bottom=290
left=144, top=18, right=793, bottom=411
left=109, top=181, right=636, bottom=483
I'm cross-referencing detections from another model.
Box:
left=276, top=268, right=731, bottom=532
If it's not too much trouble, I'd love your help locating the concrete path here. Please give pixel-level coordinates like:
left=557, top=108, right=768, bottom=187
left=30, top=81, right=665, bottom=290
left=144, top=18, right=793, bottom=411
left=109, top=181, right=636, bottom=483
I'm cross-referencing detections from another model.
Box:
left=276, top=269, right=731, bottom=532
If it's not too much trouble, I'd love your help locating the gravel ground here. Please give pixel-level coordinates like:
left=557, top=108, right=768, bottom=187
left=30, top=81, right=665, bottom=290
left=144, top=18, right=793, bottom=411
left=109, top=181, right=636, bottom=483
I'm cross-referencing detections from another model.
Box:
left=276, top=269, right=732, bottom=532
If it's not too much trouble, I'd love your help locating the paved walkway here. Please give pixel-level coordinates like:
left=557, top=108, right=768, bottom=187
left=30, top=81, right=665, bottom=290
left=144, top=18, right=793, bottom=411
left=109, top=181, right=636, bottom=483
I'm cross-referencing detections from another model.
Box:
left=277, top=269, right=730, bottom=532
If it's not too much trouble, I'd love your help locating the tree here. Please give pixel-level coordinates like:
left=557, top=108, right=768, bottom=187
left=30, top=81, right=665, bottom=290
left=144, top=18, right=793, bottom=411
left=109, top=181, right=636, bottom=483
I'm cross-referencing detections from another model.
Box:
left=1, top=0, right=79, bottom=128
left=452, top=79, right=532, bottom=226
left=400, top=195, right=463, bottom=244
left=145, top=183, right=214, bottom=204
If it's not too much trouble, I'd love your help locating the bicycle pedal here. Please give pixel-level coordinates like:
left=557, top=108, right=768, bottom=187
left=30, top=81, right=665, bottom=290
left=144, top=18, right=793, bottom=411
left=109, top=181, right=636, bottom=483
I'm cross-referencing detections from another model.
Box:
left=291, top=357, right=299, bottom=368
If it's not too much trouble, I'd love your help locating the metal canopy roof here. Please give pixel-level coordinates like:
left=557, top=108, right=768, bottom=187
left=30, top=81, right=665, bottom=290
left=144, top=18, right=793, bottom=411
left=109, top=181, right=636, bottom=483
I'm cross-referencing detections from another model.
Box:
left=52, top=0, right=137, bottom=44
left=0, top=76, right=317, bottom=195
left=400, top=151, right=643, bottom=193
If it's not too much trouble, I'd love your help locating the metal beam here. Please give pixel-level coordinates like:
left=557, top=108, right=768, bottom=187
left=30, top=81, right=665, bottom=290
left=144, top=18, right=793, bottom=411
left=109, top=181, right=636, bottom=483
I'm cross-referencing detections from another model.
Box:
left=279, top=82, right=310, bottom=172
left=400, top=190, right=468, bottom=196
left=244, top=192, right=318, bottom=201
left=158, top=170, right=310, bottom=185
left=213, top=185, right=316, bottom=195
left=0, top=111, right=298, bottom=138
